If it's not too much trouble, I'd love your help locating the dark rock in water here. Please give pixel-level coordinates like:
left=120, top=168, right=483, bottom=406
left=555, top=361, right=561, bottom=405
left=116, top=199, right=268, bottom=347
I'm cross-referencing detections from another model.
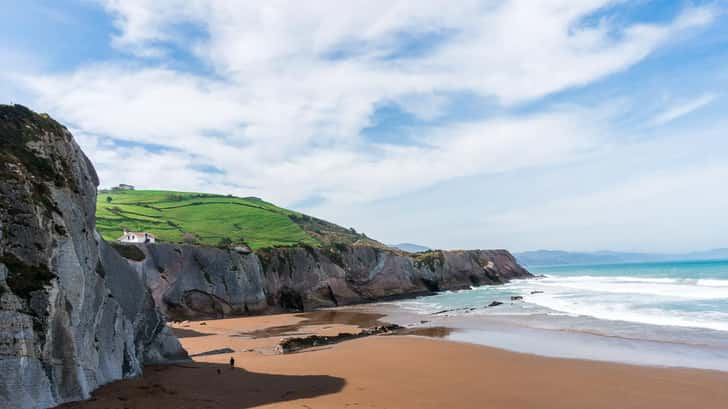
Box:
left=432, top=306, right=474, bottom=315
left=0, top=105, right=187, bottom=409
left=531, top=291, right=544, bottom=294
left=488, top=301, right=504, bottom=307
left=277, top=324, right=402, bottom=353
left=510, top=295, right=524, bottom=301
left=120, top=242, right=532, bottom=321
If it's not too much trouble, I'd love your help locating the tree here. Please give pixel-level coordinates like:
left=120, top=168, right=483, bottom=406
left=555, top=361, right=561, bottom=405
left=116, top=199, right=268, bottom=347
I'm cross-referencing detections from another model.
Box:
left=106, top=196, right=112, bottom=203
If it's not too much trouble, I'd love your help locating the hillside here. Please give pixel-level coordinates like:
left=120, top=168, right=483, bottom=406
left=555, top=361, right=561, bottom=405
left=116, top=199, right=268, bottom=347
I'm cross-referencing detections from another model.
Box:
left=96, top=189, right=382, bottom=250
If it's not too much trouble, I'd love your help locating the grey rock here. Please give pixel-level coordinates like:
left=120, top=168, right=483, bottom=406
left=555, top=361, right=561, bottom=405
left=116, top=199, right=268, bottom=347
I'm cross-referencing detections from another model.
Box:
left=0, top=105, right=187, bottom=409
left=121, top=242, right=531, bottom=321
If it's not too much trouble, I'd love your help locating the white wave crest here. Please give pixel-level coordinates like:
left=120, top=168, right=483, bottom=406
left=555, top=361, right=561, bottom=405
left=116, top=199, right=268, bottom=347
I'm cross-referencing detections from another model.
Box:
left=520, top=275, right=728, bottom=300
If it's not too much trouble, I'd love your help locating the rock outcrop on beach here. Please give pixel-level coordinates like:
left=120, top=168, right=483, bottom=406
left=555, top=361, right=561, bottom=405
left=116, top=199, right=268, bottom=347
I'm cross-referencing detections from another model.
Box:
left=118, top=242, right=531, bottom=321
left=0, top=105, right=187, bottom=409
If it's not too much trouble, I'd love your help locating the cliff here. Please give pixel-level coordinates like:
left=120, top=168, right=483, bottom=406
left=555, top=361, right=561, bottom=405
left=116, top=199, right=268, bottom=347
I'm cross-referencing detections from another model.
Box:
left=0, top=103, right=531, bottom=407
left=0, top=105, right=187, bottom=409
left=118, top=243, right=531, bottom=321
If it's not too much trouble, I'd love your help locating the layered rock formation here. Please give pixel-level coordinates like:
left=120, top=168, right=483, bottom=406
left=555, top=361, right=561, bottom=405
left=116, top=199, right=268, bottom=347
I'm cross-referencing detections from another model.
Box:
left=0, top=105, right=187, bottom=409
left=0, top=103, right=531, bottom=406
left=119, top=242, right=531, bottom=321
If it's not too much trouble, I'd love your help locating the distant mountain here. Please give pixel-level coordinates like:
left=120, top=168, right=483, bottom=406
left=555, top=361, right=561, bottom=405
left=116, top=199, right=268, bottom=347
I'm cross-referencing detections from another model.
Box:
left=515, top=249, right=728, bottom=266
left=683, top=248, right=728, bottom=260
left=390, top=243, right=431, bottom=253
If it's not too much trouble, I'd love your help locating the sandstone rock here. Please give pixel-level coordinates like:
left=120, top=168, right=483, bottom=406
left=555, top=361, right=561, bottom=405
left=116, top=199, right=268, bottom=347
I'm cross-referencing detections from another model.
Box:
left=0, top=105, right=187, bottom=409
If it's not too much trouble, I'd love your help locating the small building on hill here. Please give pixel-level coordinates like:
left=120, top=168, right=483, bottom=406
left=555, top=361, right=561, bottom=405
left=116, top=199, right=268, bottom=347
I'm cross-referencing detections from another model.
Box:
left=118, top=229, right=156, bottom=243
left=111, top=184, right=135, bottom=191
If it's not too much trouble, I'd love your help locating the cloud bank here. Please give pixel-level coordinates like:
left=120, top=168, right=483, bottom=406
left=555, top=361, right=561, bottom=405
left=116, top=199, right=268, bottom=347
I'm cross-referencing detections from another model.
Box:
left=5, top=0, right=727, bottom=251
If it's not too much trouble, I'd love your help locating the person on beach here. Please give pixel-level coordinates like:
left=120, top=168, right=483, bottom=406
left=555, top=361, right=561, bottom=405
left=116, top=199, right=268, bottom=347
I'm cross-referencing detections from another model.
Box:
left=229, top=357, right=235, bottom=368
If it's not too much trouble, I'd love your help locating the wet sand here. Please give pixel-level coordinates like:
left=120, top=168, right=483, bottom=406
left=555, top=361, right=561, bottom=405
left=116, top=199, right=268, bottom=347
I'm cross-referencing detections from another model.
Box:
left=60, top=310, right=728, bottom=409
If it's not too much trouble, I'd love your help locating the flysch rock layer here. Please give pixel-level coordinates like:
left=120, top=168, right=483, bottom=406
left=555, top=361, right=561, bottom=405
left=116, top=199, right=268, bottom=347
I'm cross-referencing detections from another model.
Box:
left=121, top=242, right=531, bottom=321
left=0, top=105, right=187, bottom=409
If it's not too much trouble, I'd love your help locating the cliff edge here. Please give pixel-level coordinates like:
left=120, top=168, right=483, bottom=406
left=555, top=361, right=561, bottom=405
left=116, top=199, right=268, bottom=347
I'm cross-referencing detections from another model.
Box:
left=0, top=105, right=187, bottom=409
left=118, top=243, right=531, bottom=321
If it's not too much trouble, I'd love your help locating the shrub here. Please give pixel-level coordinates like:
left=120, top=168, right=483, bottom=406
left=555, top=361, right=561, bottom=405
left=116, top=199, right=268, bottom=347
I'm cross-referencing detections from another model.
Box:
left=165, top=193, right=186, bottom=202
left=182, top=232, right=198, bottom=244
left=217, top=237, right=232, bottom=248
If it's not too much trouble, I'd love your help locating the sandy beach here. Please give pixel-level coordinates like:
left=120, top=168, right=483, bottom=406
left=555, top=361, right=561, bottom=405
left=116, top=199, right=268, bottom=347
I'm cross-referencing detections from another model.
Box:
left=60, top=310, right=728, bottom=409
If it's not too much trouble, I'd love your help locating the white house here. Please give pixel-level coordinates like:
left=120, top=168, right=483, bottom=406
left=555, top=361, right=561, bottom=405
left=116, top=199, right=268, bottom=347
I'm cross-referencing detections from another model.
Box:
left=111, top=184, right=135, bottom=191
left=118, top=229, right=156, bottom=243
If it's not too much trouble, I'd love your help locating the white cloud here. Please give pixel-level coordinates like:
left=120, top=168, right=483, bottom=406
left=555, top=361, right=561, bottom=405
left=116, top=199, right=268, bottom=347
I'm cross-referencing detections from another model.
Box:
left=650, top=94, right=717, bottom=126
left=483, top=161, right=728, bottom=252
left=75, top=131, right=223, bottom=192
left=23, top=1, right=716, bottom=205
left=9, top=1, right=725, bottom=252
left=308, top=122, right=728, bottom=252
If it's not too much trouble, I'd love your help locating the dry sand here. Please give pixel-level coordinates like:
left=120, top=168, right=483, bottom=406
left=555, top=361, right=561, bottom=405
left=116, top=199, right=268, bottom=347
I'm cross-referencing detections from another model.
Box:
left=60, top=310, right=728, bottom=409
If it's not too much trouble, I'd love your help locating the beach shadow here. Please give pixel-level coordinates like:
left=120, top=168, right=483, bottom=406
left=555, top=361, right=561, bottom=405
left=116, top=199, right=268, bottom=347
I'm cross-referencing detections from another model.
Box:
left=171, top=327, right=210, bottom=338
left=58, top=362, right=346, bottom=409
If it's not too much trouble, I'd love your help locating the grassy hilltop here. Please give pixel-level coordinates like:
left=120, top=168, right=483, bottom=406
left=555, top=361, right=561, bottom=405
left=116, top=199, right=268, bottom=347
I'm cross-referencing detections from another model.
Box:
left=96, top=190, right=380, bottom=250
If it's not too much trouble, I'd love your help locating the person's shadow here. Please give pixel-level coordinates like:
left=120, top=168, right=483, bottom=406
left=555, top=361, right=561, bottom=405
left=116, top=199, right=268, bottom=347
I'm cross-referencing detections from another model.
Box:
left=59, top=362, right=346, bottom=408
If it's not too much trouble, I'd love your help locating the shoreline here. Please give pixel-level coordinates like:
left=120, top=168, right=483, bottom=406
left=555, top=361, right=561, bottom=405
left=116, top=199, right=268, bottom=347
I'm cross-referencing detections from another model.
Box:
left=60, top=308, right=728, bottom=409
left=355, top=300, right=728, bottom=372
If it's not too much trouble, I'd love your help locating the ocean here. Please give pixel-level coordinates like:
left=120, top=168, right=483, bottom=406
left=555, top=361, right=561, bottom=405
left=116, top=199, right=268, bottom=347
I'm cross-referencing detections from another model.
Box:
left=384, top=259, right=728, bottom=371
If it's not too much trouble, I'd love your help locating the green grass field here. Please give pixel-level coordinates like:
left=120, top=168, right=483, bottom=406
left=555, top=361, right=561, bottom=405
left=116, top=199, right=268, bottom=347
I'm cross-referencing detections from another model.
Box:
left=96, top=190, right=380, bottom=250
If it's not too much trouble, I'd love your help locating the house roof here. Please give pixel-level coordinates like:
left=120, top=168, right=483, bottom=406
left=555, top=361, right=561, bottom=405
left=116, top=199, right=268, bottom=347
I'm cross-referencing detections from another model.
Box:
left=118, top=231, right=156, bottom=239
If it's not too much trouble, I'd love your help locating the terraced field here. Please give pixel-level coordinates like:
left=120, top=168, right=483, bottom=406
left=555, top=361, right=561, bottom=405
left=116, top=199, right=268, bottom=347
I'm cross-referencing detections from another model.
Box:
left=96, top=190, right=379, bottom=250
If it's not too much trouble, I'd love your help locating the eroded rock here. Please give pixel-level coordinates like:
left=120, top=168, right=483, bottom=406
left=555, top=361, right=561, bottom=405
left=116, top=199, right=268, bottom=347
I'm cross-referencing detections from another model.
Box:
left=120, top=242, right=532, bottom=321
left=276, top=324, right=403, bottom=353
left=0, top=105, right=187, bottom=409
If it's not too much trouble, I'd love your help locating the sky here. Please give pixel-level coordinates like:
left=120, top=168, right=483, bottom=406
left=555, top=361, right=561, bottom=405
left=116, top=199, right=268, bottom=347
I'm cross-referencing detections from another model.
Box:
left=2, top=0, right=728, bottom=253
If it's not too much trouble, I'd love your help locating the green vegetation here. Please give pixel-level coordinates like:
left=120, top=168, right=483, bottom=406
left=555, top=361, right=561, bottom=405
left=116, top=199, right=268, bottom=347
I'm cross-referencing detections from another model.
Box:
left=412, top=250, right=445, bottom=271
left=96, top=189, right=382, bottom=250
left=0, top=253, right=55, bottom=300
left=0, top=105, right=73, bottom=217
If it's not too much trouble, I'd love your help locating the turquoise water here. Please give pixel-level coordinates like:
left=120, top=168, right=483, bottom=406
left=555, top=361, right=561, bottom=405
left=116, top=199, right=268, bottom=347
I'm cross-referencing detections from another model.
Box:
left=389, top=259, right=728, bottom=370
left=533, top=259, right=728, bottom=280
left=396, top=259, right=728, bottom=331
left=527, top=259, right=728, bottom=329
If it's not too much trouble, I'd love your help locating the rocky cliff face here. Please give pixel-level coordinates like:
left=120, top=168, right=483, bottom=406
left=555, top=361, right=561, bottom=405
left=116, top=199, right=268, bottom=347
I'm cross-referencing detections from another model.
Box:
left=0, top=105, right=187, bottom=409
left=120, top=242, right=531, bottom=321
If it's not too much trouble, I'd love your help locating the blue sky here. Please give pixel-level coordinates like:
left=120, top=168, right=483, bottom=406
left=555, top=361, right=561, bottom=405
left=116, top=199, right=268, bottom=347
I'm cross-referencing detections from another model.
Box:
left=2, top=0, right=728, bottom=252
